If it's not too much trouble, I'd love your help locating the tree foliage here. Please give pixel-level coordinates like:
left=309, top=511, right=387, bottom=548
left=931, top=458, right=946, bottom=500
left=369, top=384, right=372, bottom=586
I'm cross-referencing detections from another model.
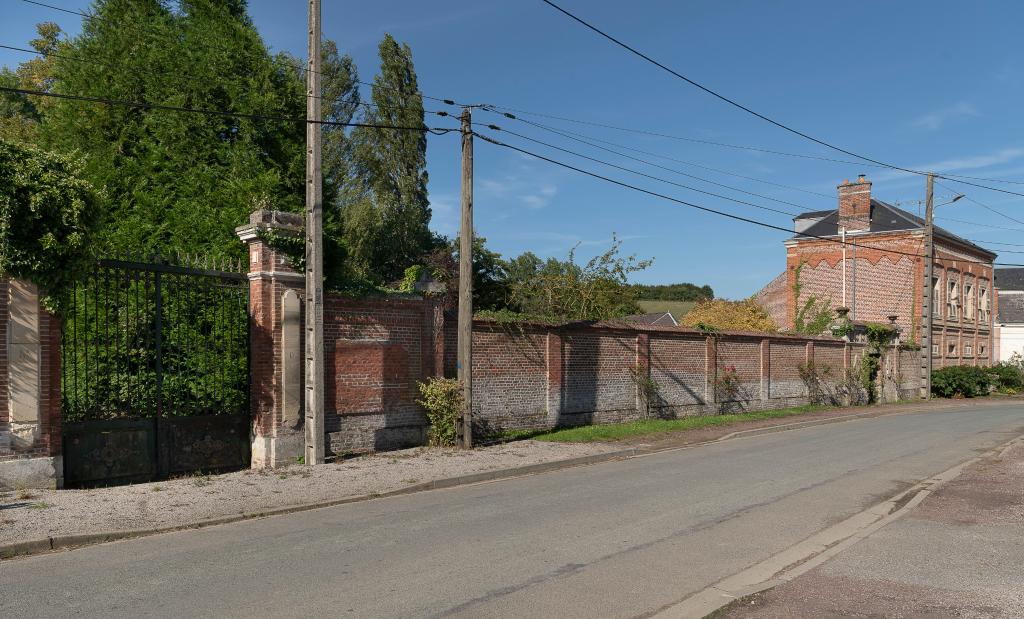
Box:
left=681, top=298, right=779, bottom=333
left=344, top=34, right=432, bottom=284
left=507, top=236, right=651, bottom=321
left=633, top=282, right=713, bottom=302
left=0, top=140, right=101, bottom=310
left=1, top=4, right=440, bottom=293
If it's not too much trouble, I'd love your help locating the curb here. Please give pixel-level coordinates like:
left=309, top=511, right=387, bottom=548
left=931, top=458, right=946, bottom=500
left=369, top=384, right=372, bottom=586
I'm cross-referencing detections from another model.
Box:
left=0, top=398, right=1015, bottom=561
left=650, top=432, right=1024, bottom=619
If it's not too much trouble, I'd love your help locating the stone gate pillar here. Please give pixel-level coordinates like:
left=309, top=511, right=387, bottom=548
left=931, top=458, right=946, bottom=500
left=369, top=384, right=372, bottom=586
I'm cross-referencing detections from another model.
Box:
left=236, top=210, right=305, bottom=468
left=0, top=278, right=63, bottom=489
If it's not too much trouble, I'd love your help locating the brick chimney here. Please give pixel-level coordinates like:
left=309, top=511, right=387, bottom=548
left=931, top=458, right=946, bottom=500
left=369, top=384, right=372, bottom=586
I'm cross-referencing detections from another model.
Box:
left=837, top=175, right=872, bottom=232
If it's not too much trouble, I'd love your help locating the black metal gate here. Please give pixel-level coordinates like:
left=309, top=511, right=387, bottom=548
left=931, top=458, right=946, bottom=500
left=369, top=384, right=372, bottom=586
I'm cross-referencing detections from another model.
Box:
left=61, top=257, right=250, bottom=487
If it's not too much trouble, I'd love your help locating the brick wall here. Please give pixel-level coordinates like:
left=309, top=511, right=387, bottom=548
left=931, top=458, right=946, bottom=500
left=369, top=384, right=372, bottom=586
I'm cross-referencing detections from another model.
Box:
left=322, top=295, right=443, bottom=455
left=306, top=300, right=882, bottom=447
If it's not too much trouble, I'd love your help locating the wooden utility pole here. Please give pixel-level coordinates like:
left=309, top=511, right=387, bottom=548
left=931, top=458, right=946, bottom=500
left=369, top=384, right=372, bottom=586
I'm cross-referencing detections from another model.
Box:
left=920, top=172, right=935, bottom=400
left=457, top=108, right=474, bottom=448
left=304, top=0, right=325, bottom=464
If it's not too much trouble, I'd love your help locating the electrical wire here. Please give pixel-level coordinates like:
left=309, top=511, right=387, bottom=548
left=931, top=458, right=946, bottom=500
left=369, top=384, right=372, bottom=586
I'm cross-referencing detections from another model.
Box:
left=481, top=114, right=819, bottom=211
left=473, top=128, right=1023, bottom=267
left=0, top=86, right=460, bottom=134
left=934, top=179, right=1024, bottom=226
left=536, top=0, right=1024, bottom=199
left=487, top=109, right=834, bottom=199
left=480, top=123, right=799, bottom=217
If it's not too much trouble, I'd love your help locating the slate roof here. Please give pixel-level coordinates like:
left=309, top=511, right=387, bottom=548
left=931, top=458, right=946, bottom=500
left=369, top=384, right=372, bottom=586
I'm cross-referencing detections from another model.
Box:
left=792, top=200, right=996, bottom=259
left=997, top=291, right=1024, bottom=324
left=995, top=268, right=1024, bottom=291
left=625, top=312, right=678, bottom=327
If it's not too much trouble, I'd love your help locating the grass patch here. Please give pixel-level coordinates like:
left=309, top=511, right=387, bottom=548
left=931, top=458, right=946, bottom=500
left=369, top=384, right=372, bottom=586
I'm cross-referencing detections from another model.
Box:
left=530, top=404, right=825, bottom=443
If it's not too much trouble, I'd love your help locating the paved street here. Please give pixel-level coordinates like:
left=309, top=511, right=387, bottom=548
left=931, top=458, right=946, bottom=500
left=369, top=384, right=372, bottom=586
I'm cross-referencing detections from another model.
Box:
left=4, top=402, right=1023, bottom=618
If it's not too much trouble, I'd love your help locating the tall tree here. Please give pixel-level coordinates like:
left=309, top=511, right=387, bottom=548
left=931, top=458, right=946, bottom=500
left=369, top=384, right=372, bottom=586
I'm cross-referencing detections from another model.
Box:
left=37, top=0, right=306, bottom=261
left=345, top=33, right=431, bottom=283
left=0, top=22, right=62, bottom=143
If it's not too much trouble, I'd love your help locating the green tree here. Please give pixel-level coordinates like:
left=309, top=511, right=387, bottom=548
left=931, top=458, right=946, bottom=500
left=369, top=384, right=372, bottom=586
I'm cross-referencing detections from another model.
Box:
left=0, top=140, right=102, bottom=310
left=509, top=236, right=651, bottom=320
left=345, top=33, right=431, bottom=283
left=36, top=0, right=306, bottom=262
left=0, top=22, right=63, bottom=143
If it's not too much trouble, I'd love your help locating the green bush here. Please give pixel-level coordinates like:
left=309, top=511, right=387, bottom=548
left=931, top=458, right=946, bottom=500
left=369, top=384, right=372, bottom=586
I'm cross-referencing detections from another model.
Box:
left=989, top=363, right=1024, bottom=393
left=931, top=366, right=993, bottom=398
left=0, top=140, right=102, bottom=311
left=416, top=378, right=463, bottom=447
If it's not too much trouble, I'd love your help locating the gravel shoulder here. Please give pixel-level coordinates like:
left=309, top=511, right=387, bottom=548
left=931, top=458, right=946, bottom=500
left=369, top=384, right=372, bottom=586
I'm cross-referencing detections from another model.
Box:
left=0, top=440, right=618, bottom=546
left=715, top=437, right=1024, bottom=618
left=1, top=397, right=1015, bottom=552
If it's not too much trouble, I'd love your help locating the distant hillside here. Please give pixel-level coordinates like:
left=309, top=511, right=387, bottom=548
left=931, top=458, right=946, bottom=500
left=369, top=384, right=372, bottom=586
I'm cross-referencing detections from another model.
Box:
left=637, top=300, right=697, bottom=317
left=634, top=283, right=713, bottom=302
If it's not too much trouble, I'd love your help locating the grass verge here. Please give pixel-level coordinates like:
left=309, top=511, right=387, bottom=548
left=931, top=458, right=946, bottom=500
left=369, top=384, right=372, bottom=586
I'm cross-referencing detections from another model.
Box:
left=528, top=404, right=826, bottom=443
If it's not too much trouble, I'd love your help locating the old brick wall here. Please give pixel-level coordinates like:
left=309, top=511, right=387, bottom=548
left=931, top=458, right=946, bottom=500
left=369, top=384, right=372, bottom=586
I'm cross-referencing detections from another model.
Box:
left=323, top=296, right=443, bottom=455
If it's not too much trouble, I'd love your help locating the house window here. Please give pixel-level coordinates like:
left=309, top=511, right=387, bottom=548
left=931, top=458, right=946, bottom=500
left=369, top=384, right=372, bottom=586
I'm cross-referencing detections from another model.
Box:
left=947, top=342, right=957, bottom=356
left=932, top=276, right=941, bottom=309
left=979, top=287, right=990, bottom=323
left=965, top=283, right=975, bottom=320
left=965, top=342, right=973, bottom=356
left=947, top=278, right=959, bottom=320
left=980, top=344, right=986, bottom=356
left=932, top=343, right=939, bottom=355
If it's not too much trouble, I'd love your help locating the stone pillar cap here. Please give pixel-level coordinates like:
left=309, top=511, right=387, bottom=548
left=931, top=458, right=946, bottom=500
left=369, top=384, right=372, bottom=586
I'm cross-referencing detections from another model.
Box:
left=236, top=209, right=303, bottom=242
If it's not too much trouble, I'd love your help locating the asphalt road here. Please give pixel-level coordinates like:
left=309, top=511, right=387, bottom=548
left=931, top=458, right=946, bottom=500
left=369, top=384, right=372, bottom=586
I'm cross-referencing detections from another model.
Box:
left=5, top=403, right=1024, bottom=618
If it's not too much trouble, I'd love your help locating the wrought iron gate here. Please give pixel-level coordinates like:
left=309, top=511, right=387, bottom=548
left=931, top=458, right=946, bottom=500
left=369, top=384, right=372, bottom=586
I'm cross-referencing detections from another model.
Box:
left=61, top=257, right=250, bottom=487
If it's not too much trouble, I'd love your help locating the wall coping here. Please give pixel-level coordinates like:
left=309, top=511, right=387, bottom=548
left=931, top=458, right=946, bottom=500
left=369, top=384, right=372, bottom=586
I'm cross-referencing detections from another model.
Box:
left=471, top=316, right=852, bottom=344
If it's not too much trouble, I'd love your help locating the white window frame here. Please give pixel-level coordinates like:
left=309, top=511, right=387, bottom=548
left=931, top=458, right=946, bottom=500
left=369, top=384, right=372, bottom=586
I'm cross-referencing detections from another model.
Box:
left=965, top=282, right=975, bottom=320
left=947, top=278, right=960, bottom=320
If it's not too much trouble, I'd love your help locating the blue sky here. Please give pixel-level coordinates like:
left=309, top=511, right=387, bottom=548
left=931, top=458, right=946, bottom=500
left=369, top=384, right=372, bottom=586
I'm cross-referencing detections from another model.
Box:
left=3, top=1, right=1024, bottom=297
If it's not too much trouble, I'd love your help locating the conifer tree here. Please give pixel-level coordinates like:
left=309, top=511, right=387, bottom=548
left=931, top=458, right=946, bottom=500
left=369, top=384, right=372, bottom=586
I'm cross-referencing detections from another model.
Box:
left=345, top=34, right=431, bottom=283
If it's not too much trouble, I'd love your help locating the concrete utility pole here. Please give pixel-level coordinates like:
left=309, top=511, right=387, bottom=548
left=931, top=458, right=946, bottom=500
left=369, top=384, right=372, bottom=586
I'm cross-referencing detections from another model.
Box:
left=920, top=172, right=935, bottom=400
left=457, top=108, right=474, bottom=448
left=304, top=0, right=325, bottom=464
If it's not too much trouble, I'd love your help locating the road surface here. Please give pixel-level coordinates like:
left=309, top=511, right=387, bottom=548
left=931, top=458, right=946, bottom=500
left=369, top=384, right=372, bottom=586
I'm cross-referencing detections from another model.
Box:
left=4, top=402, right=1023, bottom=618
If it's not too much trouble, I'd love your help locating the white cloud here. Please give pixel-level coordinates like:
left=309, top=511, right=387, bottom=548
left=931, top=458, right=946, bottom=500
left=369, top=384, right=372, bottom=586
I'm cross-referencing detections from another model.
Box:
left=479, top=176, right=558, bottom=210
left=911, top=101, right=980, bottom=131
left=520, top=184, right=557, bottom=209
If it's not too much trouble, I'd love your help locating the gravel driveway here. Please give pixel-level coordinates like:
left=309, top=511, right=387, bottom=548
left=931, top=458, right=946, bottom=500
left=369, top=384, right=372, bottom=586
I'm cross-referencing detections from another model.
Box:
left=0, top=440, right=618, bottom=546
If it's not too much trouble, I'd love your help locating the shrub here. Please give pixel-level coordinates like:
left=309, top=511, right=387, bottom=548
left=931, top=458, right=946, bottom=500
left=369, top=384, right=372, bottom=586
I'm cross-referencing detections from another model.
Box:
left=714, top=365, right=742, bottom=413
left=416, top=377, right=463, bottom=447
left=989, top=362, right=1024, bottom=393
left=931, top=366, right=993, bottom=398
left=0, top=140, right=102, bottom=311
left=682, top=298, right=778, bottom=333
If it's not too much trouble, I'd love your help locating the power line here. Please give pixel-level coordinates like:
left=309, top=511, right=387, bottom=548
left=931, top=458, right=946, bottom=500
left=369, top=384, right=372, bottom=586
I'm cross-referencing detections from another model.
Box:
left=0, top=86, right=460, bottom=134
left=17, top=0, right=478, bottom=110
left=474, top=128, right=1024, bottom=268
left=937, top=216, right=1024, bottom=232
left=483, top=112, right=821, bottom=210
left=482, top=123, right=799, bottom=217
left=1, top=42, right=458, bottom=123
left=536, top=0, right=1024, bottom=200
left=934, top=179, right=1024, bottom=226
left=495, top=113, right=835, bottom=199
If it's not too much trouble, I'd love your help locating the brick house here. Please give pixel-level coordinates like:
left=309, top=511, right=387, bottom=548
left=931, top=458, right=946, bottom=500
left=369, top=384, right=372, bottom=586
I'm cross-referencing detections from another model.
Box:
left=756, top=175, right=997, bottom=367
